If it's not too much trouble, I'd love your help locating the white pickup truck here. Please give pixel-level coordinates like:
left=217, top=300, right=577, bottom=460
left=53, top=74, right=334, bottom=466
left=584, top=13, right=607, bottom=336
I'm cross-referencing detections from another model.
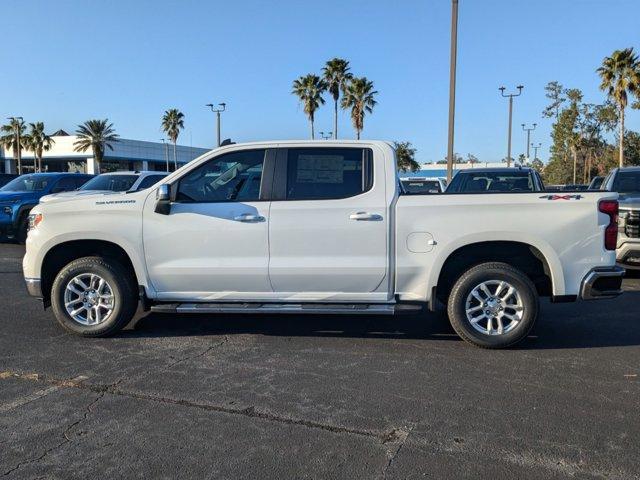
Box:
left=23, top=141, right=625, bottom=348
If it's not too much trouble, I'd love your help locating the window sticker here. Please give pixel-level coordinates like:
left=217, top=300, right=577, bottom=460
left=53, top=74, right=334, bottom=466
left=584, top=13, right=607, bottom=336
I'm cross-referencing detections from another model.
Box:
left=296, top=155, right=345, bottom=184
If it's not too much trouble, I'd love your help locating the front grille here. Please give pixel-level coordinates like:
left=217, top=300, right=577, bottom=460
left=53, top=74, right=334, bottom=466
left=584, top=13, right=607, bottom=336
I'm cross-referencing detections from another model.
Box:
left=623, top=209, right=640, bottom=238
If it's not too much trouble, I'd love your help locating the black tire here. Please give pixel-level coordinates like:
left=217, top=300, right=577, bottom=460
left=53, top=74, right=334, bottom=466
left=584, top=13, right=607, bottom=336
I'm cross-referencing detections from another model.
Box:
left=447, top=262, right=539, bottom=349
left=15, top=214, right=29, bottom=244
left=51, top=256, right=138, bottom=337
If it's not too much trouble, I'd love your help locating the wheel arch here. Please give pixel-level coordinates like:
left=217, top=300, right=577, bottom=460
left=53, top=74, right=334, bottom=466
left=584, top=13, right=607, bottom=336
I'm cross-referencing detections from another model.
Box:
left=40, top=238, right=144, bottom=304
left=14, top=204, right=37, bottom=228
left=431, top=238, right=563, bottom=304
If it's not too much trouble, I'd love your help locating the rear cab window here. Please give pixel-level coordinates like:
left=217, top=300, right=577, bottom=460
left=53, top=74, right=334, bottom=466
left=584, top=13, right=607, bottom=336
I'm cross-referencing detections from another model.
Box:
left=447, top=171, right=534, bottom=193
left=401, top=179, right=441, bottom=194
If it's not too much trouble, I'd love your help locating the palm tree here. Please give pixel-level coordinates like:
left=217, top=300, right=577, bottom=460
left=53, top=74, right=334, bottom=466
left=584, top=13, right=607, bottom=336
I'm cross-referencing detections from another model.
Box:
left=322, top=58, right=352, bottom=139
left=341, top=77, right=378, bottom=140
left=161, top=109, right=184, bottom=170
left=292, top=74, right=326, bottom=139
left=25, top=122, right=55, bottom=172
left=73, top=119, right=119, bottom=173
left=0, top=118, right=27, bottom=173
left=394, top=141, right=420, bottom=172
left=597, top=48, right=640, bottom=167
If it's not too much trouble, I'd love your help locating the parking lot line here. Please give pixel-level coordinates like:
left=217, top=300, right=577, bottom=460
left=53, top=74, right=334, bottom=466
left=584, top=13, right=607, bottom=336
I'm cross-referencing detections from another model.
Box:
left=0, top=374, right=88, bottom=413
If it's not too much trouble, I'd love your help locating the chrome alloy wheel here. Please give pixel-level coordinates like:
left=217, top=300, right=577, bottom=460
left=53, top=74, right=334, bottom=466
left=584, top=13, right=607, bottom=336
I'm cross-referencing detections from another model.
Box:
left=465, top=280, right=524, bottom=336
left=64, top=273, right=115, bottom=326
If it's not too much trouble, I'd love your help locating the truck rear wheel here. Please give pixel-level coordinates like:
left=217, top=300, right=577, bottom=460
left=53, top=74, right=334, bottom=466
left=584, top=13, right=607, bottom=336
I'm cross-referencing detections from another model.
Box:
left=51, top=256, right=138, bottom=337
left=447, top=262, right=539, bottom=349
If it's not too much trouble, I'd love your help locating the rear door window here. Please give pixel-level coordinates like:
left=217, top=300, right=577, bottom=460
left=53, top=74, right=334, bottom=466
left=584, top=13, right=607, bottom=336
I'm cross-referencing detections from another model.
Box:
left=284, top=148, right=372, bottom=200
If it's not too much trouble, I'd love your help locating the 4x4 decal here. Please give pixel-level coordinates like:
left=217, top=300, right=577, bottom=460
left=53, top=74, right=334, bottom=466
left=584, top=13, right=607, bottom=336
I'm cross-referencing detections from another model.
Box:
left=539, top=194, right=583, bottom=201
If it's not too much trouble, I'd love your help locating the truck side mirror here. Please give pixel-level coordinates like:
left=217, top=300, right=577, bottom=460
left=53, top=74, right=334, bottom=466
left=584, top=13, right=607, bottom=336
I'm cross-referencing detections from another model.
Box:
left=155, top=184, right=171, bottom=215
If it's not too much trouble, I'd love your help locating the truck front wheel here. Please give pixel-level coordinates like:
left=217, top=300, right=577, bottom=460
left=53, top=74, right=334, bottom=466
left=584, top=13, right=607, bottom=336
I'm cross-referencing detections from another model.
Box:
left=50, top=256, right=138, bottom=337
left=447, top=262, right=539, bottom=348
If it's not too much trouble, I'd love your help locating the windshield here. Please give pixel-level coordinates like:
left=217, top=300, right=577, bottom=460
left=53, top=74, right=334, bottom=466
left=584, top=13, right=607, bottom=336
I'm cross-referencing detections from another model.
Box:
left=612, top=171, right=640, bottom=195
left=80, top=174, right=139, bottom=192
left=0, top=174, right=52, bottom=192
left=401, top=179, right=441, bottom=194
left=447, top=171, right=533, bottom=193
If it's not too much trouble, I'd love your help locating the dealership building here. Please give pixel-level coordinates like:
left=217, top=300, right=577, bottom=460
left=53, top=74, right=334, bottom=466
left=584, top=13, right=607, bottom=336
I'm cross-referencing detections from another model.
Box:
left=1, top=130, right=211, bottom=174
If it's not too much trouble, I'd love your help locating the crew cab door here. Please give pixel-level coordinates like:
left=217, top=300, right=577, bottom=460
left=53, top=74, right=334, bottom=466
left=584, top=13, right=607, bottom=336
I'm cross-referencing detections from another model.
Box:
left=267, top=146, right=390, bottom=301
left=143, top=148, right=273, bottom=300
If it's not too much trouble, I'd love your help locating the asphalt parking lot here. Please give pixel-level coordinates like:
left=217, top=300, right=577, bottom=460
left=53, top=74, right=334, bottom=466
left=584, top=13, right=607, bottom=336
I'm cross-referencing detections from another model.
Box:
left=1, top=243, right=639, bottom=479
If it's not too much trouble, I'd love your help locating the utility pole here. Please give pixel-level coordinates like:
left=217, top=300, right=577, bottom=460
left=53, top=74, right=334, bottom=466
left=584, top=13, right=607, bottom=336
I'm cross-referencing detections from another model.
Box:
left=499, top=85, right=523, bottom=167
left=521, top=123, right=536, bottom=161
left=206, top=103, right=226, bottom=147
left=531, top=142, right=541, bottom=161
left=160, top=138, right=169, bottom=172
left=319, top=131, right=333, bottom=140
left=446, top=0, right=459, bottom=183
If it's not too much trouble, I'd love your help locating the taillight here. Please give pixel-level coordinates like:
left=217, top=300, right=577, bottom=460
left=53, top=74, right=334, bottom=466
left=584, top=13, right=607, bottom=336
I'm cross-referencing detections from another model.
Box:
left=599, top=200, right=618, bottom=251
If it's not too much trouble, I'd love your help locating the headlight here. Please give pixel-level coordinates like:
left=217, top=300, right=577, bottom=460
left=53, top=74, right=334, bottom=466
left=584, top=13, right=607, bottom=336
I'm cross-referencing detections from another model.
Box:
left=619, top=211, right=628, bottom=228
left=28, top=213, right=43, bottom=231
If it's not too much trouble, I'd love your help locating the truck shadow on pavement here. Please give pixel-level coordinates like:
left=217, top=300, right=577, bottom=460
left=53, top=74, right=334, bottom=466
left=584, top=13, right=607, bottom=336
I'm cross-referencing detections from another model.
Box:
left=125, top=291, right=640, bottom=350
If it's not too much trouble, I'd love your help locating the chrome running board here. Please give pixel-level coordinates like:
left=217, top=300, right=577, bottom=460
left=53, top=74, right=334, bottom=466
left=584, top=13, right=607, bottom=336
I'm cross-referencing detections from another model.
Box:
left=150, top=302, right=423, bottom=315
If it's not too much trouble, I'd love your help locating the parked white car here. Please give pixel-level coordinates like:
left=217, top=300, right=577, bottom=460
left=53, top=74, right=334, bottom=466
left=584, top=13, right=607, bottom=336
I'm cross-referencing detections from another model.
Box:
left=39, top=171, right=168, bottom=203
left=23, top=141, right=624, bottom=348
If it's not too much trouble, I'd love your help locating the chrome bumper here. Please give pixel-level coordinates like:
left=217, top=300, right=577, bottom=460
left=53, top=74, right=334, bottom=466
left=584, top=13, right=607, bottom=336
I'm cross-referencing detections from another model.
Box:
left=616, top=241, right=640, bottom=270
left=24, top=278, right=42, bottom=298
left=580, top=267, right=625, bottom=300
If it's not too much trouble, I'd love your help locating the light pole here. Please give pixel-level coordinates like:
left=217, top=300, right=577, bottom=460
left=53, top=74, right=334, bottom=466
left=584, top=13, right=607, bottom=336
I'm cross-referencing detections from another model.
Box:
left=206, top=102, right=226, bottom=147
left=521, top=123, right=537, bottom=161
left=160, top=138, right=169, bottom=172
left=7, top=116, right=23, bottom=174
left=531, top=142, right=541, bottom=161
left=499, top=85, right=523, bottom=167
left=319, top=131, right=333, bottom=140
left=446, top=0, right=459, bottom=183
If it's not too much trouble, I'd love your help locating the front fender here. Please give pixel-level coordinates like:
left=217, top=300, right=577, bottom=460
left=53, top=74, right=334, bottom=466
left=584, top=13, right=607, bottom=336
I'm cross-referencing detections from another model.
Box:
left=25, top=229, right=152, bottom=293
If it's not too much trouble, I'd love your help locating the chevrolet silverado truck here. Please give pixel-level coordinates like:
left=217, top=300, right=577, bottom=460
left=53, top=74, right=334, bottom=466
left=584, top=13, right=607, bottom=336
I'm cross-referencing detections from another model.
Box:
left=23, top=141, right=625, bottom=348
left=600, top=166, right=640, bottom=270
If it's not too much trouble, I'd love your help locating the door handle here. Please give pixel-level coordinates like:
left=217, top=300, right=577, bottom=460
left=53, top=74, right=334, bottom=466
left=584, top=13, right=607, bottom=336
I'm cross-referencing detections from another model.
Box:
left=233, top=213, right=265, bottom=222
left=349, top=212, right=383, bottom=221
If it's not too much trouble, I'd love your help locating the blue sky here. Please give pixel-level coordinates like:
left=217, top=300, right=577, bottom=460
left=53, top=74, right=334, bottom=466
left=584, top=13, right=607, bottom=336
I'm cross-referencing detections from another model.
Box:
left=2, top=0, right=639, bottom=163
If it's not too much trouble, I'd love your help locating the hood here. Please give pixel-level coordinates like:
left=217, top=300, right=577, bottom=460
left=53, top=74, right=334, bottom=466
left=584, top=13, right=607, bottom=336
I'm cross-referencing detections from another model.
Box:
left=39, top=190, right=121, bottom=204
left=618, top=195, right=640, bottom=210
left=0, top=191, right=38, bottom=203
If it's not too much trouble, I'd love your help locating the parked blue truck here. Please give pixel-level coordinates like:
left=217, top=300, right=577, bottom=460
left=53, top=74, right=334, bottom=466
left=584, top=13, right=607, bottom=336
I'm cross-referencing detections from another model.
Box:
left=0, top=173, right=93, bottom=243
